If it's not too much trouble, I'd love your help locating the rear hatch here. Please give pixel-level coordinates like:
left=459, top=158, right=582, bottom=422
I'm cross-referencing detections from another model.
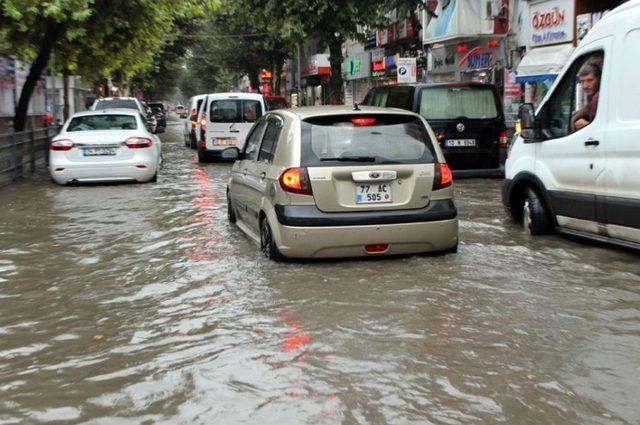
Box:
left=418, top=85, right=503, bottom=170
left=206, top=97, right=263, bottom=150
left=302, top=114, right=438, bottom=213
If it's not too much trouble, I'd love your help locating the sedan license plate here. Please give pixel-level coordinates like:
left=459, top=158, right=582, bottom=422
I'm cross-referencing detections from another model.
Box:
left=213, top=137, right=237, bottom=146
left=356, top=183, right=392, bottom=204
left=84, top=147, right=116, bottom=156
left=445, top=139, right=477, bottom=147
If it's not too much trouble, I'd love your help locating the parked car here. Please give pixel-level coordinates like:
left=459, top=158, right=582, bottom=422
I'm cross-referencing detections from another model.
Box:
left=197, top=92, right=266, bottom=162
left=184, top=94, right=207, bottom=149
left=176, top=104, right=187, bottom=118
left=225, top=106, right=458, bottom=261
left=147, top=102, right=167, bottom=130
left=362, top=83, right=508, bottom=178
left=49, top=109, right=162, bottom=184
left=503, top=1, right=640, bottom=250
left=264, top=95, right=289, bottom=110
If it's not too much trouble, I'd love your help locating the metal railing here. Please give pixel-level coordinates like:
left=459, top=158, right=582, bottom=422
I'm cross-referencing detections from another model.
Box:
left=0, top=126, right=61, bottom=188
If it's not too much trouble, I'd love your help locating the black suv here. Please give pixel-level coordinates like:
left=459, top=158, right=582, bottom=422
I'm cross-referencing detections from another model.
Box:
left=362, top=83, right=508, bottom=177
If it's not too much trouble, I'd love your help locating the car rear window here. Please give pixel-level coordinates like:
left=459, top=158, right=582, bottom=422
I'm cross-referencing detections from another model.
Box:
left=94, top=99, right=139, bottom=110
left=419, top=86, right=499, bottom=119
left=301, top=114, right=435, bottom=166
left=67, top=114, right=138, bottom=131
left=209, top=99, right=262, bottom=123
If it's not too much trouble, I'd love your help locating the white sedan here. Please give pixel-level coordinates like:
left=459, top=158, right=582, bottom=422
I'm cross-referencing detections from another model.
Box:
left=49, top=109, right=162, bottom=184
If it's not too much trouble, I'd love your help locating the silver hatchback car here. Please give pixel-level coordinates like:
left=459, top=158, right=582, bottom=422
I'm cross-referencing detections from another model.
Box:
left=226, top=106, right=458, bottom=260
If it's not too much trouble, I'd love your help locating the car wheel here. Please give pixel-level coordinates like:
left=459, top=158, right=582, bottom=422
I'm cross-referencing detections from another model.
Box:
left=523, top=188, right=552, bottom=235
left=260, top=218, right=283, bottom=261
left=227, top=194, right=237, bottom=223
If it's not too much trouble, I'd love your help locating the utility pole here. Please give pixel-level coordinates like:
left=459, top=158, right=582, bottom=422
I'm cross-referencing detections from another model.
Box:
left=297, top=43, right=302, bottom=107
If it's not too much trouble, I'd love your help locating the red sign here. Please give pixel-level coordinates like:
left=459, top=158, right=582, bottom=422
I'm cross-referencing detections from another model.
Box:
left=532, top=7, right=566, bottom=29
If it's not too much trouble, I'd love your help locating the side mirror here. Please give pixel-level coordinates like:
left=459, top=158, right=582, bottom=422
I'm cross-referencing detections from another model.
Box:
left=518, top=103, right=539, bottom=141
left=221, top=147, right=241, bottom=161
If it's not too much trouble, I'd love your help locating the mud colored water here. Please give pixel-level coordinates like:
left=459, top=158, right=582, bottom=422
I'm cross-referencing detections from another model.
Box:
left=1, top=122, right=639, bottom=424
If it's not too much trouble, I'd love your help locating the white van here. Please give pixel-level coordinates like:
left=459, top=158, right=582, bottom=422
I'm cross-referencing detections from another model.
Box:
left=503, top=1, right=640, bottom=250
left=196, top=93, right=266, bottom=162
left=183, top=94, right=207, bottom=149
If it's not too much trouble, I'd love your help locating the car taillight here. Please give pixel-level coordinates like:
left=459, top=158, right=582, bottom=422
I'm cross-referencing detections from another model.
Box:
left=433, top=163, right=453, bottom=190
left=200, top=114, right=207, bottom=131
left=279, top=167, right=313, bottom=195
left=499, top=130, right=509, bottom=149
left=124, top=137, right=153, bottom=149
left=50, top=139, right=74, bottom=151
left=365, top=244, right=389, bottom=253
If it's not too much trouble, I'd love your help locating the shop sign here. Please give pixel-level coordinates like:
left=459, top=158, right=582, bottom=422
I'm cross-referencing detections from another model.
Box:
left=530, top=0, right=574, bottom=46
left=344, top=52, right=371, bottom=80
left=371, top=48, right=385, bottom=74
left=397, top=58, right=417, bottom=84
left=430, top=46, right=457, bottom=74
left=305, top=54, right=331, bottom=76
left=385, top=55, right=396, bottom=69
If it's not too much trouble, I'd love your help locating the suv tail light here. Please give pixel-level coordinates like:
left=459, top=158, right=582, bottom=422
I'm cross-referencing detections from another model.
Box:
left=279, top=167, right=313, bottom=195
left=499, top=130, right=509, bottom=149
left=433, top=163, right=453, bottom=190
left=50, top=139, right=74, bottom=151
left=124, top=137, right=153, bottom=149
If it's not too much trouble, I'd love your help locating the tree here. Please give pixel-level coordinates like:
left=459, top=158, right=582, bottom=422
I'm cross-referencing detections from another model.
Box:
left=0, top=0, right=216, bottom=131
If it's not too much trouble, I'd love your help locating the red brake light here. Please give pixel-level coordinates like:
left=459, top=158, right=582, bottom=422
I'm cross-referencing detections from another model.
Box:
left=200, top=114, right=207, bottom=130
left=433, top=163, right=453, bottom=190
left=279, top=167, right=313, bottom=195
left=365, top=244, right=389, bottom=253
left=50, top=139, right=74, bottom=151
left=124, top=137, right=153, bottom=149
left=350, top=117, right=377, bottom=126
left=499, top=130, right=509, bottom=149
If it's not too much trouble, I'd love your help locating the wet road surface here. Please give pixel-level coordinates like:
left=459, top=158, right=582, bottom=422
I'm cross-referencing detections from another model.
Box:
left=1, top=120, right=639, bottom=424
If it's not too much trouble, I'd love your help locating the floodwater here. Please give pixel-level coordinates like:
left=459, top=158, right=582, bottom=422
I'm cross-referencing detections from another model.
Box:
left=1, top=119, right=639, bottom=424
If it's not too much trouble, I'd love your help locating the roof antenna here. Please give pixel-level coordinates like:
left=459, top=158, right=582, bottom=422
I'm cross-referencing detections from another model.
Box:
left=353, top=102, right=360, bottom=111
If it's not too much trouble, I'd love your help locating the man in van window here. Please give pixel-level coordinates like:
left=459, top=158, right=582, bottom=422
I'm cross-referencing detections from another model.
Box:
left=571, top=62, right=601, bottom=132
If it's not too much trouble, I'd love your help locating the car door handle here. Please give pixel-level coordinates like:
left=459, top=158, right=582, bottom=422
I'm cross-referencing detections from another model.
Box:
left=584, top=139, right=600, bottom=147
left=260, top=172, right=266, bottom=180
left=230, top=130, right=240, bottom=133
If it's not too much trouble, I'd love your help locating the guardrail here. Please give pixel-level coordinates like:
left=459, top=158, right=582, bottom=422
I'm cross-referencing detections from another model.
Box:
left=0, top=126, right=61, bottom=188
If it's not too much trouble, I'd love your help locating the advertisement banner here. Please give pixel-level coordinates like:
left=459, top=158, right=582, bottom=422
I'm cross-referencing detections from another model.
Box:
left=397, top=58, right=417, bottom=84
left=529, top=0, right=574, bottom=46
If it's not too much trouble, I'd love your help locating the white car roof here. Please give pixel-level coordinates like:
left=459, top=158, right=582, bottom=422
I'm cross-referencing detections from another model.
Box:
left=203, top=92, right=264, bottom=100
left=71, top=108, right=141, bottom=118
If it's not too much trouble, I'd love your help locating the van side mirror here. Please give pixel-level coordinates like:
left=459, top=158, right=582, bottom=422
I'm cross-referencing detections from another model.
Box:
left=519, top=103, right=540, bottom=141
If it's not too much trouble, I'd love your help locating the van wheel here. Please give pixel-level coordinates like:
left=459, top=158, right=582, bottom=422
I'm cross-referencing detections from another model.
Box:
left=523, top=188, right=552, bottom=235
left=227, top=195, right=236, bottom=223
left=260, top=219, right=283, bottom=261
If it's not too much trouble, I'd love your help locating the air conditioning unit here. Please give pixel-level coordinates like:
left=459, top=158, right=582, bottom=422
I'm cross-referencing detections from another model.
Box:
left=486, top=0, right=505, bottom=18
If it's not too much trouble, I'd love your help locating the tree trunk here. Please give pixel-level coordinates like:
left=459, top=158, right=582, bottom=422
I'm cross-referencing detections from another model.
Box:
left=14, top=21, right=63, bottom=132
left=248, top=70, right=260, bottom=92
left=274, top=57, right=284, bottom=95
left=63, top=69, right=70, bottom=121
left=327, top=38, right=344, bottom=105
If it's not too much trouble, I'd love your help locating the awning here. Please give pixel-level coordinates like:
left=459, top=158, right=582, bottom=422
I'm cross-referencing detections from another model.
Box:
left=516, top=44, right=574, bottom=83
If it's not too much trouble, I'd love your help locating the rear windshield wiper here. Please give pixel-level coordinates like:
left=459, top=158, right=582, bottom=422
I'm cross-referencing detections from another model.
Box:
left=320, top=156, right=377, bottom=162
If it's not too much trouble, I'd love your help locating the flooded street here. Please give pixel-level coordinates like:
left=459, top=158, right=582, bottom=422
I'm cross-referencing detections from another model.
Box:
left=1, top=120, right=639, bottom=424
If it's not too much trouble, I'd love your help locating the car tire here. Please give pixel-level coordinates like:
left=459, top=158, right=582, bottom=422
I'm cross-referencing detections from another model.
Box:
left=260, top=218, right=283, bottom=261
left=523, top=188, right=552, bottom=235
left=227, top=195, right=236, bottom=223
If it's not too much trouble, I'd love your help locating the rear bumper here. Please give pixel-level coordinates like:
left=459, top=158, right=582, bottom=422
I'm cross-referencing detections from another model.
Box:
left=274, top=199, right=457, bottom=227
left=273, top=218, right=458, bottom=259
left=49, top=159, right=157, bottom=184
left=452, top=167, right=503, bottom=178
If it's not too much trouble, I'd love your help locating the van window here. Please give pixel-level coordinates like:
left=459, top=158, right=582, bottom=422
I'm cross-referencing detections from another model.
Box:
left=210, top=99, right=263, bottom=123
left=258, top=116, right=283, bottom=163
left=419, top=86, right=498, bottom=119
left=543, top=51, right=603, bottom=137
left=301, top=115, right=435, bottom=166
left=386, top=87, right=413, bottom=110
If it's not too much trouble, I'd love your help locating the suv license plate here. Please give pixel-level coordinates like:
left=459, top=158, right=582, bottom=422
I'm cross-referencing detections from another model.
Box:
left=446, top=139, right=476, bottom=147
left=84, top=147, right=116, bottom=156
left=356, top=184, right=392, bottom=204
